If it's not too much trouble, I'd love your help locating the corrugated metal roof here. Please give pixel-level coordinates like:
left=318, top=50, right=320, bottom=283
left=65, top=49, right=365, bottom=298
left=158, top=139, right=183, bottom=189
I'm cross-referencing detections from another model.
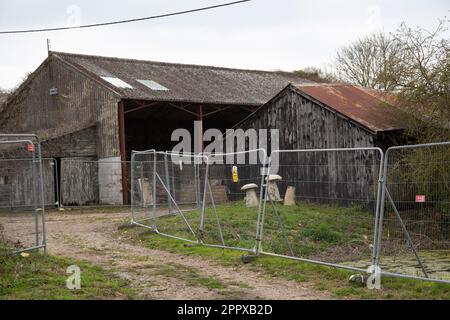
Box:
left=294, top=83, right=405, bottom=133
left=52, top=51, right=313, bottom=106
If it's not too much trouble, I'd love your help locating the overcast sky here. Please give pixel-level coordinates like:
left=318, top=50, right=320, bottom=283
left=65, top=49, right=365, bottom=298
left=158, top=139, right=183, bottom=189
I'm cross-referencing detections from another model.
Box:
left=0, top=0, right=447, bottom=90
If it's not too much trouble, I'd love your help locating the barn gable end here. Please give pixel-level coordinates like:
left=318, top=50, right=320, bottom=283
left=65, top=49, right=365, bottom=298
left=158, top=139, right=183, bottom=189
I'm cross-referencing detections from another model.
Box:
left=240, top=84, right=377, bottom=150
left=237, top=84, right=407, bottom=206
left=0, top=54, right=121, bottom=159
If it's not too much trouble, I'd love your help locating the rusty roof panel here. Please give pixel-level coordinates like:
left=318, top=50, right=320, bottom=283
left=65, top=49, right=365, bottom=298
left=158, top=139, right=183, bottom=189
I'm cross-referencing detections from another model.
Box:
left=294, top=84, right=405, bottom=133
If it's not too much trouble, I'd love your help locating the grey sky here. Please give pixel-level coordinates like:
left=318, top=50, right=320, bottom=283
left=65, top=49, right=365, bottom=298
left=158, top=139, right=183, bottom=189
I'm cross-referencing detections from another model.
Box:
left=0, top=0, right=447, bottom=90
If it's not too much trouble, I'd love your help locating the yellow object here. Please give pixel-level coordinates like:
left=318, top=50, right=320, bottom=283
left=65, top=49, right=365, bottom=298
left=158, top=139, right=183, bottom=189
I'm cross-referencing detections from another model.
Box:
left=59, top=207, right=65, bottom=212
left=20, top=252, right=30, bottom=258
left=232, top=166, right=239, bottom=183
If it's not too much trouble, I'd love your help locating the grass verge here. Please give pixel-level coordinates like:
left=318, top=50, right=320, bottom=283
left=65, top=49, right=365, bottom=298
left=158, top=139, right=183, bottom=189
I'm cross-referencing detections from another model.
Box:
left=0, top=245, right=135, bottom=300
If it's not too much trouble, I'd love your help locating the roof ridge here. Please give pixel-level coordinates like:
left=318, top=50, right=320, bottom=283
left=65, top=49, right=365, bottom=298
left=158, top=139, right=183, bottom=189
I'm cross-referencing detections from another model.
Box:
left=296, top=83, right=349, bottom=87
left=50, top=51, right=305, bottom=77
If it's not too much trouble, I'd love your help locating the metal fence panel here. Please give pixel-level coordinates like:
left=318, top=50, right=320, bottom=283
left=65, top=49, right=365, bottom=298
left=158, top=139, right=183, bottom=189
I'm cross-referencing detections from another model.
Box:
left=130, top=150, right=204, bottom=243
left=0, top=135, right=47, bottom=253
left=376, top=142, right=450, bottom=283
left=0, top=158, right=56, bottom=209
left=127, top=143, right=449, bottom=285
left=200, top=149, right=267, bottom=252
left=259, top=148, right=384, bottom=272
left=131, top=150, right=155, bottom=225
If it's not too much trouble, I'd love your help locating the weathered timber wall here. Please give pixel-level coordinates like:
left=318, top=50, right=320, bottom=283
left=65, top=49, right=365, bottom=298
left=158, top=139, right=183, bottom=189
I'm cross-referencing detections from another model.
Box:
left=41, top=126, right=97, bottom=158
left=237, top=87, right=379, bottom=206
left=0, top=159, right=55, bottom=209
left=242, top=87, right=375, bottom=150
left=61, top=157, right=98, bottom=206
left=0, top=56, right=121, bottom=158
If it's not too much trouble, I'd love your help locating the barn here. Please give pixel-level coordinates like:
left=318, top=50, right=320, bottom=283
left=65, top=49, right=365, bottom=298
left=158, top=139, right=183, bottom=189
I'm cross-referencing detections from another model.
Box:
left=240, top=83, right=405, bottom=150
left=0, top=51, right=312, bottom=206
left=237, top=83, right=406, bottom=206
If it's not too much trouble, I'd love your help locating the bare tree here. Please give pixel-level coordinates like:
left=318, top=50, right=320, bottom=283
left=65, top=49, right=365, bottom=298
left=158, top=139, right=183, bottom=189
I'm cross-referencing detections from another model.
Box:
left=391, top=21, right=449, bottom=142
left=333, top=32, right=405, bottom=90
left=333, top=20, right=449, bottom=142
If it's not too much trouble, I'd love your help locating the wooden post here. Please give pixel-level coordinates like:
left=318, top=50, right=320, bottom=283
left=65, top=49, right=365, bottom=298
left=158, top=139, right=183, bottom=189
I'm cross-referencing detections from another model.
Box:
left=118, top=100, right=129, bottom=204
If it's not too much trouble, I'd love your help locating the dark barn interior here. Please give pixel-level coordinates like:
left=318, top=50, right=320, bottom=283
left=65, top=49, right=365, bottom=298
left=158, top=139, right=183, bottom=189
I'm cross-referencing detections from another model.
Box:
left=122, top=99, right=256, bottom=158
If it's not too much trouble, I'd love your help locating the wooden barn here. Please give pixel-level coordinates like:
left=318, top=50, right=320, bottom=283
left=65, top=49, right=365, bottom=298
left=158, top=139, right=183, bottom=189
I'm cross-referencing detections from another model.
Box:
left=0, top=52, right=311, bottom=206
left=238, top=83, right=406, bottom=206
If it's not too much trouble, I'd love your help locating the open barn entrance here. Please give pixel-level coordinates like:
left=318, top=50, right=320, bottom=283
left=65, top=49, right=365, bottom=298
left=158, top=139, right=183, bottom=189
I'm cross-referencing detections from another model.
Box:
left=122, top=99, right=255, bottom=159
left=118, top=99, right=257, bottom=204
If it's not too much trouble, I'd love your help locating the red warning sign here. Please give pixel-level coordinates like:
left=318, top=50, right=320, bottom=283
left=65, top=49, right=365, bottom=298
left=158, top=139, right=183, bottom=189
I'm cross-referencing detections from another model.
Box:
left=26, top=144, right=35, bottom=152
left=415, top=195, right=426, bottom=203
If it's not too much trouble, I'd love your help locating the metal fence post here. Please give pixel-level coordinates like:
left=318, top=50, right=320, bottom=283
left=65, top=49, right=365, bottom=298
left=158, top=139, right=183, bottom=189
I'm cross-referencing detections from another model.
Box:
left=371, top=149, right=385, bottom=267
left=164, top=153, right=172, bottom=214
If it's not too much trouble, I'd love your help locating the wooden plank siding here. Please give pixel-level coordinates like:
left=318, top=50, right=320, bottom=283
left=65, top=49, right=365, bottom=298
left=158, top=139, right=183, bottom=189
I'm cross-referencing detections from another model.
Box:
left=61, top=157, right=98, bottom=205
left=0, top=55, right=121, bottom=159
left=244, top=87, right=375, bottom=150
left=40, top=126, right=97, bottom=158
left=238, top=87, right=380, bottom=207
left=0, top=159, right=55, bottom=209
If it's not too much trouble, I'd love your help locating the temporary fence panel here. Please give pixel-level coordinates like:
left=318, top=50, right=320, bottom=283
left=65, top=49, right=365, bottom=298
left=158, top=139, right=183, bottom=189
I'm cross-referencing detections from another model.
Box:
left=127, top=143, right=449, bottom=285
left=0, top=134, right=47, bottom=253
left=200, top=149, right=267, bottom=252
left=165, top=151, right=202, bottom=208
left=376, top=142, right=450, bottom=284
left=0, top=158, right=57, bottom=209
left=130, top=150, right=156, bottom=226
left=130, top=150, right=204, bottom=243
left=259, top=148, right=384, bottom=272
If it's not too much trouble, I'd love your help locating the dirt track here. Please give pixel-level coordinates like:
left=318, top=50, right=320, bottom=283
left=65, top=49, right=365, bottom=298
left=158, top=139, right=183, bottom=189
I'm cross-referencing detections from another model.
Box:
left=0, top=210, right=331, bottom=300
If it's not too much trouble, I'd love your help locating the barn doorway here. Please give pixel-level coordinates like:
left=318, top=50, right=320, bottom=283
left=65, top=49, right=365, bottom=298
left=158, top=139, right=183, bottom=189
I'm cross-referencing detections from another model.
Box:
left=122, top=100, right=254, bottom=159
left=119, top=99, right=255, bottom=205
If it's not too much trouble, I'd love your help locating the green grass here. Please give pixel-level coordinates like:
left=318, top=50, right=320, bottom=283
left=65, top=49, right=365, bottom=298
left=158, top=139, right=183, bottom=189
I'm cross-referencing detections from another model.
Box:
left=151, top=201, right=374, bottom=262
left=127, top=201, right=450, bottom=299
left=0, top=246, right=135, bottom=300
